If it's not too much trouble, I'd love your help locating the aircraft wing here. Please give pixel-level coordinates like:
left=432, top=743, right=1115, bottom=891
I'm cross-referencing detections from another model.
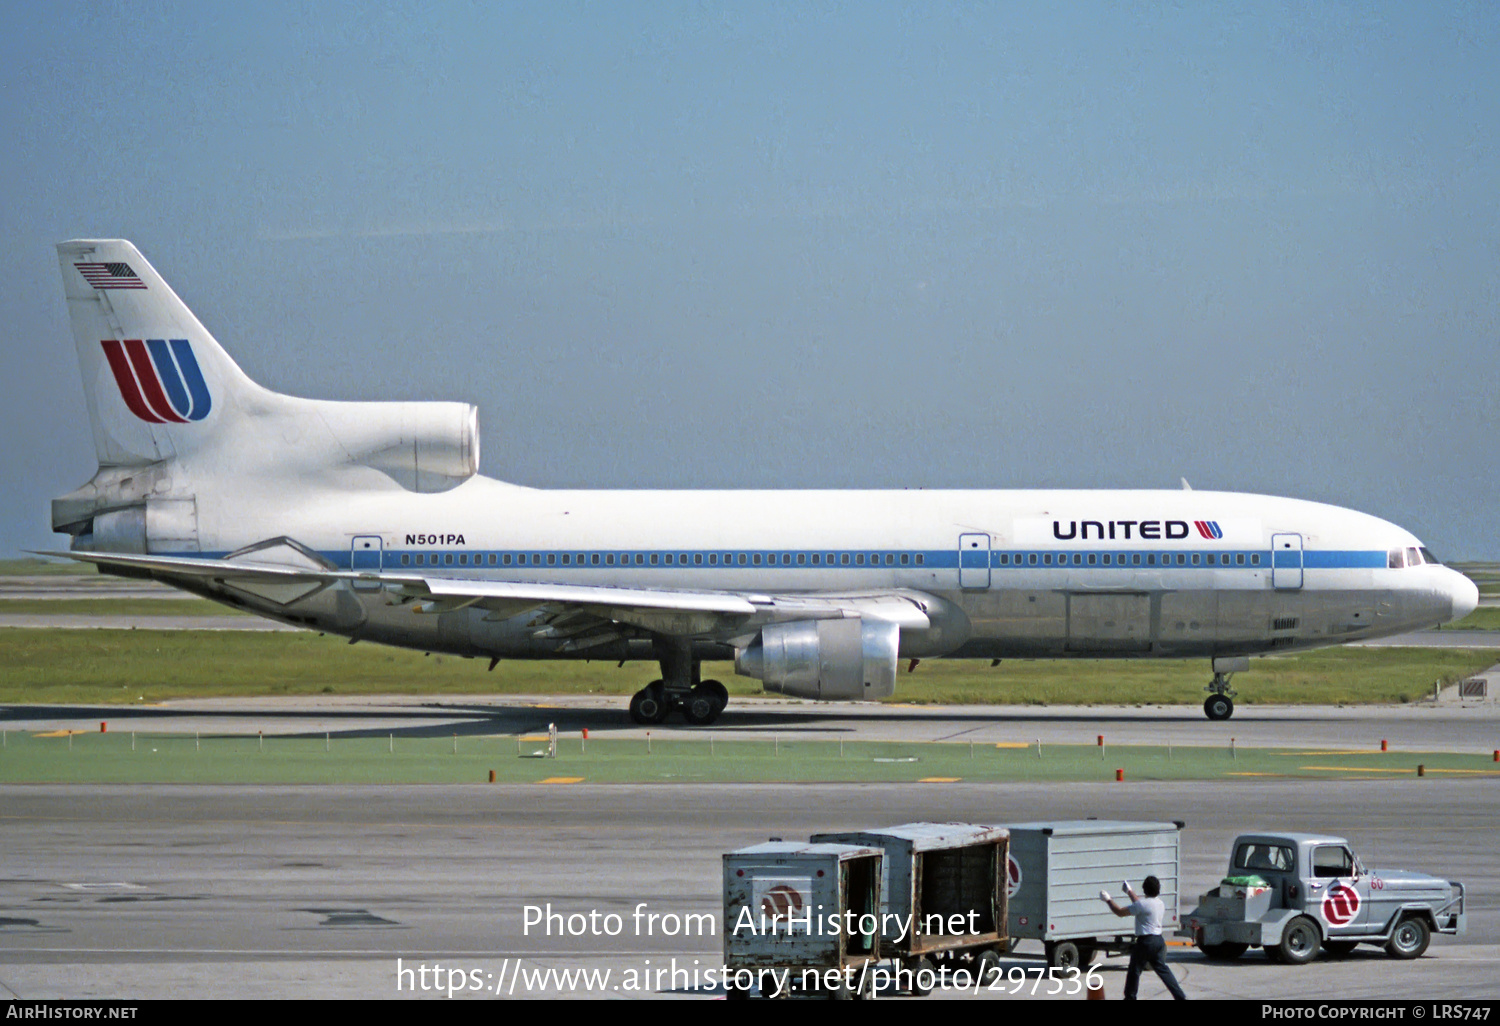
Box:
left=43, top=549, right=931, bottom=639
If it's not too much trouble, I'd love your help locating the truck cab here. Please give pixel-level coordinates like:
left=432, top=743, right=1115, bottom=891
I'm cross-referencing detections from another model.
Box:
left=1181, top=832, right=1464, bottom=964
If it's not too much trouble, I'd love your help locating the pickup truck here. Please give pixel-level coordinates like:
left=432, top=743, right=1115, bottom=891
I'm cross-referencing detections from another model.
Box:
left=1179, top=832, right=1465, bottom=963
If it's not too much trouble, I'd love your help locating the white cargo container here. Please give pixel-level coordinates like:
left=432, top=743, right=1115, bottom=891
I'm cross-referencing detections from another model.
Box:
left=1003, top=819, right=1184, bottom=967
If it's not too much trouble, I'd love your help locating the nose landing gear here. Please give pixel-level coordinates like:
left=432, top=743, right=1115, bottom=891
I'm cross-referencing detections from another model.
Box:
left=1204, top=671, right=1237, bottom=721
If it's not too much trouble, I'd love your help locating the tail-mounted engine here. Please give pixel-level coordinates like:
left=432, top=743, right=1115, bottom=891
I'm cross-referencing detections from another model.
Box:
left=734, top=618, right=899, bottom=701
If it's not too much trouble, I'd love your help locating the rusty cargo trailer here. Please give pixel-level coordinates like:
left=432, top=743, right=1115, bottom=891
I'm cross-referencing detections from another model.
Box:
left=722, top=842, right=883, bottom=999
left=1003, top=819, right=1184, bottom=968
left=811, top=821, right=1009, bottom=981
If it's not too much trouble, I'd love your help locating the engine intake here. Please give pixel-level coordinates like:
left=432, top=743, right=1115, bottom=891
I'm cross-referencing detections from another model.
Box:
left=734, top=618, right=898, bottom=701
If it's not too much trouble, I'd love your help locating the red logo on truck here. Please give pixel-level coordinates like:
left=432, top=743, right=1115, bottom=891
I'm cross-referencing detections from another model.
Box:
left=1321, top=882, right=1361, bottom=926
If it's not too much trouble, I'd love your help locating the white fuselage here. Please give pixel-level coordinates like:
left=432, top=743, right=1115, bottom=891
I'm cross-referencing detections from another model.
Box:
left=167, top=475, right=1473, bottom=664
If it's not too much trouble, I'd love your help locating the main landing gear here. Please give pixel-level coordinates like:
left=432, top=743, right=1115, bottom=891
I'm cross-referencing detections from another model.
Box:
left=1204, top=670, right=1236, bottom=721
left=627, top=638, right=730, bottom=726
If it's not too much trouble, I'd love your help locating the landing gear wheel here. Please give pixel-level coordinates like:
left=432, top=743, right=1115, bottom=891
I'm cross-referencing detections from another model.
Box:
left=682, top=684, right=722, bottom=726
left=1385, top=917, right=1430, bottom=960
left=1271, top=916, right=1321, bottom=965
left=1046, top=940, right=1083, bottom=969
left=700, top=679, right=729, bottom=712
left=1199, top=941, right=1249, bottom=960
left=1204, top=694, right=1235, bottom=721
left=628, top=681, right=671, bottom=725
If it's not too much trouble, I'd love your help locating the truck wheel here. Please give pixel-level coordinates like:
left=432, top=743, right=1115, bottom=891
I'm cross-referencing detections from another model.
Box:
left=1272, top=916, right=1321, bottom=965
left=1385, top=917, right=1431, bottom=960
left=1199, top=941, right=1249, bottom=960
left=974, top=949, right=1003, bottom=986
left=907, top=956, right=936, bottom=996
left=1046, top=940, right=1082, bottom=969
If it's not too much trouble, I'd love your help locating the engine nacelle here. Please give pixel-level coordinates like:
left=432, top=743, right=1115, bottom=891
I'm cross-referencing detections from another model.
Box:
left=734, top=618, right=898, bottom=701
left=318, top=401, right=480, bottom=492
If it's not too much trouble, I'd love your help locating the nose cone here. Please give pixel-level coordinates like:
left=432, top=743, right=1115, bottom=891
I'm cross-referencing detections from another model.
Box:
left=1449, top=572, right=1480, bottom=623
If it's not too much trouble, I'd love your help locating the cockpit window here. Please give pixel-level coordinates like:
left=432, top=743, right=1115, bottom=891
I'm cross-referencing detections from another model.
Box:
left=1419, top=547, right=1442, bottom=566
left=1388, top=549, right=1406, bottom=569
left=1406, top=547, right=1422, bottom=566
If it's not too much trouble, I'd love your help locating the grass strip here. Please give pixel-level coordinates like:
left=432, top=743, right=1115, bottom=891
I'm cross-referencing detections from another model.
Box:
left=1, top=731, right=1495, bottom=785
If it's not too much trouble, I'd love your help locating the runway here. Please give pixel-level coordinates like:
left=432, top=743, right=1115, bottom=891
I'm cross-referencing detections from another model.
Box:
left=1, top=698, right=1497, bottom=1000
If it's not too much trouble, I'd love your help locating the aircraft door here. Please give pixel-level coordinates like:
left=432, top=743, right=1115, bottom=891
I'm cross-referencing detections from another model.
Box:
left=958, top=533, right=991, bottom=589
left=1271, top=533, right=1303, bottom=590
left=351, top=535, right=383, bottom=591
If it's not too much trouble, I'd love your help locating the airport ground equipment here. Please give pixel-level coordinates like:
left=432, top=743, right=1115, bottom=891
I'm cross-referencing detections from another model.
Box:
left=1180, top=832, right=1466, bottom=963
left=1003, top=819, right=1184, bottom=968
left=723, top=842, right=883, bottom=999
left=811, top=822, right=1010, bottom=993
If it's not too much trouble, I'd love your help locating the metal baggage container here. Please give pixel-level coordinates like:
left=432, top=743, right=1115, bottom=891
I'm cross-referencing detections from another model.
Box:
left=1003, top=819, right=1183, bottom=967
left=811, top=822, right=1009, bottom=965
left=722, top=842, right=883, bottom=998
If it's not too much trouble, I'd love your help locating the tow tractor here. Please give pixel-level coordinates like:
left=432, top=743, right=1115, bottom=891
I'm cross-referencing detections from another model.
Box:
left=1180, top=832, right=1465, bottom=963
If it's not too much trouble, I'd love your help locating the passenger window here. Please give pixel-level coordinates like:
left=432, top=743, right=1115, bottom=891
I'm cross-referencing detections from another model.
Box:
left=444, top=554, right=454, bottom=566
left=797, top=554, right=806, bottom=565
left=738, top=554, right=747, bottom=565
left=1044, top=554, right=1053, bottom=565
left=753, top=554, right=762, bottom=566
left=605, top=554, right=614, bottom=566
left=916, top=554, right=924, bottom=565
left=1087, top=554, right=1096, bottom=565
left=664, top=554, right=674, bottom=565
left=1236, top=553, right=1245, bottom=565
left=708, top=554, right=717, bottom=565
left=1191, top=554, right=1200, bottom=565
left=1028, top=554, right=1037, bottom=565
left=1147, top=554, right=1156, bottom=565
left=592, top=554, right=600, bottom=566
left=1132, top=554, right=1141, bottom=565
left=649, top=554, right=659, bottom=565
left=1251, top=554, right=1260, bottom=565
left=856, top=554, right=865, bottom=566
left=812, top=554, right=821, bottom=565
left=694, top=553, right=703, bottom=565
left=546, top=554, right=555, bottom=566
left=561, top=554, right=570, bottom=566
left=635, top=554, right=645, bottom=565
left=400, top=554, right=410, bottom=566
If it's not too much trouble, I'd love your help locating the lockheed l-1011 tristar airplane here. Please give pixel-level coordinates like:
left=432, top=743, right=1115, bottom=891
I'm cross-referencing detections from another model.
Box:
left=47, top=240, right=1478, bottom=724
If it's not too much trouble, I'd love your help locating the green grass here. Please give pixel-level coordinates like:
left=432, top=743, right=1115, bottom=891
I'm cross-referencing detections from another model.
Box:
left=1442, top=607, right=1500, bottom=631
left=1, top=730, right=1494, bottom=785
left=0, top=628, right=1492, bottom=707
left=0, top=558, right=92, bottom=576
left=0, top=598, right=248, bottom=616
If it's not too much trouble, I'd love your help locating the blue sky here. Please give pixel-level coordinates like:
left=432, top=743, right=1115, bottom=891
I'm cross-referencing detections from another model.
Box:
left=3, top=1, right=1497, bottom=557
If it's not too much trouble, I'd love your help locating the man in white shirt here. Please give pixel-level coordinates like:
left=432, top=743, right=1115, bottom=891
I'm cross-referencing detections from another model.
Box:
left=1100, top=875, right=1187, bottom=1000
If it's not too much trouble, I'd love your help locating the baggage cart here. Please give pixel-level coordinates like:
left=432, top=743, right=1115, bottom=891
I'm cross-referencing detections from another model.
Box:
left=812, top=822, right=1009, bottom=992
left=722, top=841, right=882, bottom=999
left=1003, top=819, right=1183, bottom=968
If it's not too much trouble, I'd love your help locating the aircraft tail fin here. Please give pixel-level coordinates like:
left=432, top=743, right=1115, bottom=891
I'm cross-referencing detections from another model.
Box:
left=57, top=239, right=264, bottom=467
